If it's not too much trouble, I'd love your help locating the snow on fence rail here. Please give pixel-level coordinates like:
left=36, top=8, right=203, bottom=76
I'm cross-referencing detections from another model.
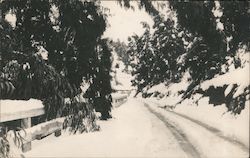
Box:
left=0, top=94, right=130, bottom=153
left=112, top=92, right=130, bottom=108
left=0, top=99, right=63, bottom=153
left=0, top=99, right=44, bottom=123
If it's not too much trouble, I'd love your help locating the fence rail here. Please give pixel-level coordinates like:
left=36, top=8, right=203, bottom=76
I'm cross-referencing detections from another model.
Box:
left=0, top=100, right=62, bottom=152
left=0, top=93, right=130, bottom=153
left=112, top=91, right=130, bottom=107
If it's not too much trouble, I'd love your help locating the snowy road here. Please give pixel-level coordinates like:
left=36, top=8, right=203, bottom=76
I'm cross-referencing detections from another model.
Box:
left=23, top=98, right=249, bottom=158
left=144, top=101, right=249, bottom=158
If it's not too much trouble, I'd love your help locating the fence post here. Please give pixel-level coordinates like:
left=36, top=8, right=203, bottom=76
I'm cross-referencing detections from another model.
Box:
left=21, top=117, right=32, bottom=152
left=21, top=118, right=31, bottom=128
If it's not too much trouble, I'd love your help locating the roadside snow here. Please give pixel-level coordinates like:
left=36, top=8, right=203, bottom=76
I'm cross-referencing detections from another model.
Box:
left=147, top=72, right=191, bottom=105
left=201, top=63, right=249, bottom=94
left=23, top=99, right=187, bottom=158
left=175, top=98, right=249, bottom=148
left=148, top=72, right=190, bottom=95
left=145, top=60, right=249, bottom=149
left=147, top=83, right=167, bottom=94
left=146, top=101, right=249, bottom=158
left=147, top=96, right=249, bottom=149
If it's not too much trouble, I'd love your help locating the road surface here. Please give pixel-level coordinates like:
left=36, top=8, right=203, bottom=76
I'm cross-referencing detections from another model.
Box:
left=23, top=98, right=249, bottom=158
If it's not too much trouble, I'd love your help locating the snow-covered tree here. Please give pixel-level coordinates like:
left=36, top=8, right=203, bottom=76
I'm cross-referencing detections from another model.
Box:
left=1, top=0, right=113, bottom=124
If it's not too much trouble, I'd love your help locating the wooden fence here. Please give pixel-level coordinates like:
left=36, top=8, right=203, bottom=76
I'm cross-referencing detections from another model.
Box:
left=0, top=93, right=130, bottom=153
left=0, top=100, right=63, bottom=152
left=112, top=94, right=129, bottom=108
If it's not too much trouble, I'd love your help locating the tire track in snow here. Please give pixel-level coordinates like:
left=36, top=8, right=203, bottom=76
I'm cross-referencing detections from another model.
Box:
left=165, top=109, right=249, bottom=152
left=144, top=103, right=201, bottom=158
left=148, top=100, right=249, bottom=152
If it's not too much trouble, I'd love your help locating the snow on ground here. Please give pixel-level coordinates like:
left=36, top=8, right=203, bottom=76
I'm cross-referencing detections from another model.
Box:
left=145, top=101, right=249, bottom=158
left=175, top=97, right=249, bottom=148
left=7, top=117, right=65, bottom=158
left=147, top=96, right=249, bottom=149
left=201, top=62, right=249, bottom=98
left=146, top=57, right=249, bottom=149
left=23, top=99, right=187, bottom=158
left=147, top=72, right=190, bottom=95
left=7, top=97, right=249, bottom=158
left=147, top=71, right=191, bottom=105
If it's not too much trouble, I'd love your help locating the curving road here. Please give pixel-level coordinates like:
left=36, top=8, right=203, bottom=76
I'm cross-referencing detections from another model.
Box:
left=144, top=103, right=201, bottom=158
left=23, top=98, right=249, bottom=158
left=144, top=101, right=249, bottom=158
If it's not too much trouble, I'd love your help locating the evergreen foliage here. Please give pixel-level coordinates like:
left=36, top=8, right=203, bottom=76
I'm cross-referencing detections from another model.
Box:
left=86, top=39, right=113, bottom=120
left=126, top=1, right=249, bottom=113
left=127, top=16, right=186, bottom=95
left=111, top=40, right=130, bottom=71
left=0, top=0, right=113, bottom=126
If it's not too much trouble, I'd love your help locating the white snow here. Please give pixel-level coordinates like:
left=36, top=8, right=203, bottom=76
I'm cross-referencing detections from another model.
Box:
left=146, top=96, right=249, bottom=149
left=148, top=71, right=190, bottom=95
left=146, top=101, right=249, bottom=158
left=224, top=84, right=234, bottom=97
left=147, top=72, right=191, bottom=105
left=0, top=99, right=43, bottom=114
left=112, top=93, right=128, bottom=100
left=233, top=84, right=248, bottom=98
left=5, top=12, right=17, bottom=28
left=145, top=63, right=249, bottom=149
left=201, top=63, right=249, bottom=92
left=22, top=99, right=187, bottom=158
left=175, top=98, right=249, bottom=148
left=147, top=82, right=167, bottom=93
left=6, top=98, right=249, bottom=158
left=7, top=117, right=64, bottom=158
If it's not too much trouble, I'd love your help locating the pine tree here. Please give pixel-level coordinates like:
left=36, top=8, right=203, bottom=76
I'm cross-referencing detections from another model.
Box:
left=1, top=0, right=113, bottom=121
left=111, top=40, right=130, bottom=72
left=87, top=39, right=113, bottom=120
left=127, top=16, right=186, bottom=95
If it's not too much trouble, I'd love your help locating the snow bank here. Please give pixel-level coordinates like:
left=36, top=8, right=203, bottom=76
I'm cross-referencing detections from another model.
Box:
left=175, top=97, right=249, bottom=147
left=147, top=83, right=167, bottom=93
left=23, top=99, right=187, bottom=158
left=146, top=57, right=249, bottom=148
left=148, top=72, right=190, bottom=95
left=201, top=63, right=249, bottom=94
left=147, top=96, right=249, bottom=148
left=146, top=101, right=249, bottom=157
left=147, top=72, right=191, bottom=105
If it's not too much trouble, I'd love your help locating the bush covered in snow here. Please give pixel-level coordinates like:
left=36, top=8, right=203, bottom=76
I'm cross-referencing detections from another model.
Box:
left=62, top=98, right=100, bottom=134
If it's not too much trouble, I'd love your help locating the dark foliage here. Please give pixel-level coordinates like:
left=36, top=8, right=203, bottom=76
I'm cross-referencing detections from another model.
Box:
left=128, top=16, right=186, bottom=95
left=62, top=99, right=100, bottom=133
left=86, top=39, right=113, bottom=120
left=126, top=1, right=249, bottom=113
left=1, top=0, right=113, bottom=121
left=111, top=40, right=130, bottom=72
